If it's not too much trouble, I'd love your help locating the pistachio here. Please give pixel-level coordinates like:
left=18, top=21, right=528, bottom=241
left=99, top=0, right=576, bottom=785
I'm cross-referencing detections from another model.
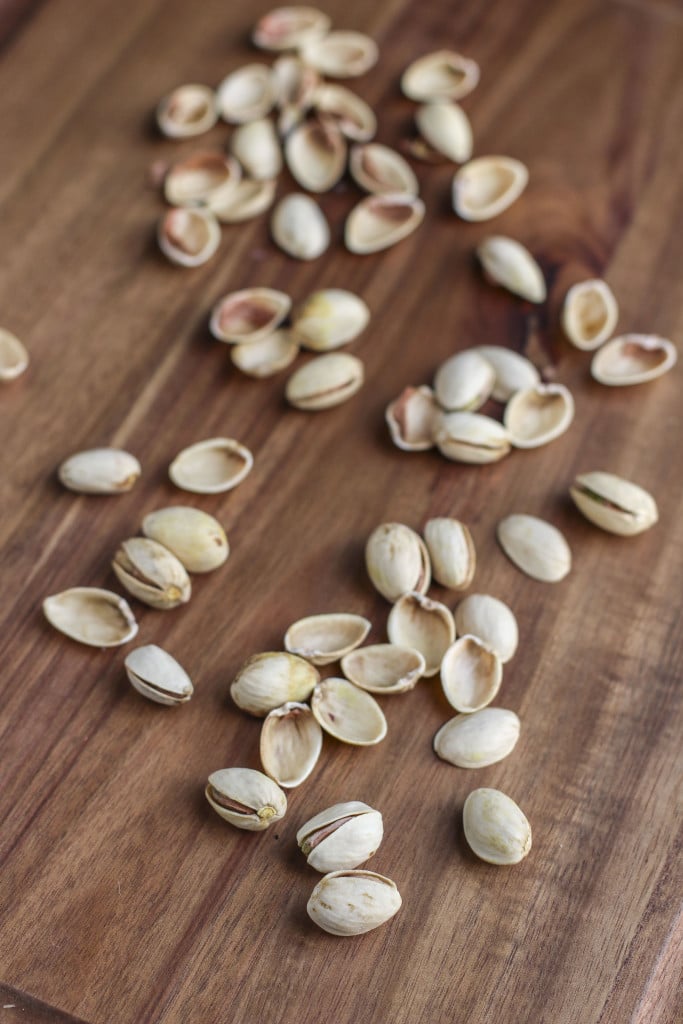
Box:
left=58, top=448, right=141, bottom=495
left=504, top=383, right=575, bottom=449
left=349, top=143, right=419, bottom=196
left=401, top=50, right=480, bottom=102
left=112, top=538, right=191, bottom=610
left=142, top=506, right=229, bottom=573
left=311, top=677, right=387, bottom=745
left=285, top=114, right=347, bottom=193
left=365, top=522, right=431, bottom=602
left=156, top=84, right=217, bottom=139
left=341, top=643, right=425, bottom=695
left=210, top=288, right=291, bottom=344
left=205, top=767, right=286, bottom=831
left=385, top=385, right=438, bottom=451
left=230, top=118, right=282, bottom=180
left=314, top=85, right=376, bottom=142
left=307, top=869, right=401, bottom=936
left=271, top=193, right=330, bottom=259
left=284, top=612, right=371, bottom=665
left=562, top=279, right=618, bottom=351
left=415, top=102, right=472, bottom=163
left=454, top=594, right=518, bottom=663
left=299, top=31, right=379, bottom=79
left=260, top=702, right=323, bottom=788
left=285, top=352, right=364, bottom=410
left=474, top=345, right=540, bottom=402
left=434, top=411, right=511, bottom=464
left=423, top=517, right=476, bottom=590
left=569, top=471, right=658, bottom=536
left=591, top=334, right=677, bottom=386
left=435, top=708, right=520, bottom=768
left=0, top=328, right=29, bottom=381
left=291, top=289, right=370, bottom=352
left=158, top=207, right=221, bottom=267
left=231, top=330, right=299, bottom=377
left=440, top=635, right=502, bottom=713
left=230, top=651, right=319, bottom=717
left=43, top=587, right=138, bottom=647
left=345, top=193, right=425, bottom=254
left=453, top=156, right=528, bottom=222
left=274, top=55, right=320, bottom=111
left=463, top=788, right=532, bottom=865
left=169, top=437, right=253, bottom=494
left=163, top=152, right=240, bottom=207
left=387, top=592, right=455, bottom=677
left=497, top=514, right=571, bottom=582
left=211, top=178, right=277, bottom=223
left=297, top=802, right=383, bottom=872
left=124, top=644, right=193, bottom=705
left=252, top=7, right=331, bottom=52
left=216, top=63, right=275, bottom=123
left=434, top=350, right=495, bottom=412
left=477, top=236, right=546, bottom=303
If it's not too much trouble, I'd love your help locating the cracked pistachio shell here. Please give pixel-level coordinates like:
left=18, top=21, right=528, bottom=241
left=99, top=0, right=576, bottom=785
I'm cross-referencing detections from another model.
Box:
left=286, top=352, right=364, bottom=410
left=285, top=115, right=347, bottom=193
left=206, top=767, right=287, bottom=831
left=434, top=708, right=520, bottom=768
left=474, top=345, right=540, bottom=402
left=341, top=644, right=425, bottom=695
left=434, top=411, right=511, bottom=464
left=142, top=507, right=228, bottom=573
left=124, top=644, right=193, bottom=705
left=158, top=207, right=221, bottom=267
left=0, top=328, right=29, bottom=381
left=569, top=471, right=658, bottom=536
left=284, top=612, right=371, bottom=665
left=230, top=118, right=282, bottom=180
left=58, top=448, right=141, bottom=495
left=156, top=84, right=218, bottom=139
left=112, top=538, right=191, bottom=610
left=231, top=330, right=299, bottom=377
left=299, top=31, right=379, bottom=79
left=314, top=84, right=376, bottom=142
left=453, top=156, right=528, bottom=222
left=216, top=64, right=275, bottom=123
left=211, top=177, right=277, bottom=223
left=260, top=701, right=322, bottom=788
left=454, top=594, right=518, bottom=663
left=463, top=788, right=531, bottom=865
left=169, top=437, right=253, bottom=494
left=350, top=143, right=419, bottom=196
left=478, top=236, right=546, bottom=303
left=434, top=350, right=495, bottom=412
left=163, top=152, right=240, bottom=207
left=210, top=288, right=291, bottom=344
left=386, top=385, right=438, bottom=451
left=231, top=652, right=319, bottom=717
left=401, top=50, right=480, bottom=102
left=311, top=677, right=387, bottom=745
left=365, top=522, right=431, bottom=602
left=345, top=193, right=425, bottom=254
left=441, top=635, right=502, bottom=713
left=307, top=869, right=401, bottom=936
left=291, top=289, right=370, bottom=352
left=297, top=801, right=383, bottom=872
left=504, top=383, right=575, bottom=449
left=415, top=102, right=472, bottom=163
left=273, top=55, right=320, bottom=109
left=271, top=193, right=330, bottom=259
left=424, top=517, right=476, bottom=590
left=253, top=7, right=331, bottom=52
left=387, top=592, right=455, bottom=677
left=497, top=514, right=571, bottom=582
left=562, top=279, right=618, bottom=351
left=43, top=587, right=138, bottom=647
left=591, top=334, right=677, bottom=386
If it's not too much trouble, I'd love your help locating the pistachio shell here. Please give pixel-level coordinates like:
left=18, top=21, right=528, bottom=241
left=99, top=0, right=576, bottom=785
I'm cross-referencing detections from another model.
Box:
left=434, top=350, right=495, bottom=412
left=285, top=352, right=364, bottom=410
left=423, top=517, right=476, bottom=590
left=284, top=612, right=371, bottom=665
left=216, top=63, right=275, bottom=123
left=299, top=31, right=378, bottom=79
left=273, top=55, right=321, bottom=109
left=497, top=514, right=571, bottom=582
left=231, top=330, right=299, bottom=377
left=285, top=115, right=347, bottom=193
left=454, top=594, right=518, bottom=663
left=58, top=448, right=141, bottom=495
left=440, top=635, right=502, bottom=713
left=169, top=437, right=253, bottom=494
left=311, top=677, right=387, bottom=745
left=591, top=334, right=677, bottom=386
left=453, top=156, right=528, bottom=222
left=271, top=193, right=330, bottom=259
left=504, top=383, right=575, bottom=449
left=307, top=870, right=401, bottom=936
left=387, top=592, right=455, bottom=677
left=345, top=194, right=425, bottom=254
left=0, top=328, right=29, bottom=381
left=231, top=651, right=320, bottom=717
left=415, top=102, right=472, bottom=163
left=569, top=471, right=658, bottom=536
left=401, top=50, right=480, bottom=102
left=210, top=288, right=291, bottom=344
left=474, top=345, right=540, bottom=402
left=291, top=289, right=370, bottom=351
left=230, top=118, right=282, bottom=180
left=253, top=7, right=331, bottom=52
left=112, top=537, right=191, bottom=610
left=156, top=84, right=217, bottom=139
left=142, top=506, right=228, bottom=573
left=124, top=644, right=193, bottom=705
left=158, top=207, right=221, bottom=267
left=562, top=279, right=618, bottom=351
left=477, top=236, right=546, bottom=303
left=163, top=152, right=240, bottom=207
left=463, top=788, right=531, bottom=864
left=297, top=802, right=383, bottom=872
left=341, top=644, right=426, bottom=695
left=206, top=767, right=286, bottom=831
left=434, top=411, right=511, bottom=464
left=211, top=178, right=277, bottom=223
left=43, top=587, right=138, bottom=647
left=434, top=708, right=520, bottom=768
left=313, top=85, right=376, bottom=142
left=349, top=143, right=419, bottom=196
left=260, top=701, right=323, bottom=788
left=385, top=385, right=438, bottom=451
left=365, top=522, right=431, bottom=602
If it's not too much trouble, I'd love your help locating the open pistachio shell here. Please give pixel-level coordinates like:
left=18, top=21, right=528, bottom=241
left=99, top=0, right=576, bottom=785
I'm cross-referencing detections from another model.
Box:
left=216, top=63, right=275, bottom=123
left=349, top=144, right=419, bottom=196
left=569, top=471, right=658, bottom=536
left=562, top=279, right=618, bottom=351
left=156, top=84, right=217, bottom=139
left=311, top=677, right=387, bottom=745
left=271, top=193, right=330, bottom=259
left=300, top=31, right=379, bottom=79
left=297, top=801, right=383, bottom=872
left=291, top=289, right=370, bottom=351
left=365, top=522, right=431, bottom=602
left=206, top=767, right=287, bottom=831
left=434, top=350, right=495, bottom=412
left=434, top=411, right=511, bottom=464
left=211, top=178, right=277, bottom=223
left=463, top=788, right=531, bottom=865
left=210, top=288, right=291, bottom=344
left=58, top=448, right=141, bottom=495
left=142, top=506, right=228, bottom=573
left=285, top=115, right=347, bottom=193
left=285, top=352, right=364, bottom=410
left=260, top=701, right=323, bottom=788
left=497, top=514, right=571, bottom=582
left=591, top=334, right=677, bottom=386
left=158, top=207, right=221, bottom=267
left=401, top=50, right=480, bottom=102
left=386, top=385, right=437, bottom=451
left=387, top=592, right=455, bottom=677
left=477, top=236, right=546, bottom=303
left=163, top=152, right=240, bottom=207
left=43, top=587, right=138, bottom=647
left=504, top=383, right=574, bottom=449
left=423, top=517, right=476, bottom=590
left=415, top=102, right=472, bottom=163
left=253, top=7, right=331, bottom=52
left=345, top=194, right=425, bottom=254
left=230, top=118, right=282, bottom=180
left=307, top=870, right=401, bottom=936
left=434, top=708, right=520, bottom=768
left=474, top=345, right=540, bottom=402
left=124, top=644, right=193, bottom=705
left=341, top=644, right=425, bottom=695
left=169, top=438, right=253, bottom=494
left=454, top=594, right=518, bottom=664
left=284, top=612, right=371, bottom=665
left=0, top=328, right=29, bottom=381
left=440, top=635, right=502, bottom=713
left=231, top=330, right=299, bottom=377
left=231, top=651, right=320, bottom=717
left=273, top=56, right=320, bottom=111
left=112, top=538, right=191, bottom=610
left=453, top=156, right=528, bottom=222
left=313, top=84, right=376, bottom=142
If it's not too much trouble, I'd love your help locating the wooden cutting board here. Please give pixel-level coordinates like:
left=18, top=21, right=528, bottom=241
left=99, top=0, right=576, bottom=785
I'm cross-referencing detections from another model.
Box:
left=1, top=0, right=681, bottom=1021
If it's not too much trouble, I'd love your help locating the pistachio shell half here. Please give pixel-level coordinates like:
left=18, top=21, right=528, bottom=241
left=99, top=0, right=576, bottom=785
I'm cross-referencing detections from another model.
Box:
left=142, top=506, right=228, bottom=573
left=231, top=651, right=319, bottom=717
left=569, top=471, right=658, bottom=536
left=401, top=50, right=480, bottom=102
left=562, top=279, right=618, bottom=351
left=477, top=236, right=546, bottom=303
left=253, top=7, right=331, bottom=52
left=311, top=677, right=387, bottom=745
left=463, top=788, right=531, bottom=864
left=440, top=635, right=502, bottom=713
left=43, top=587, right=138, bottom=647
left=231, top=330, right=299, bottom=377
left=497, top=514, right=571, bottom=582
left=434, top=708, right=520, bottom=768
left=112, top=538, right=191, bottom=610
left=341, top=644, right=426, bottom=695
left=365, top=522, right=431, bottom=602
left=163, top=152, right=240, bottom=207
left=285, top=115, right=347, bottom=193
left=385, top=385, right=438, bottom=451
left=454, top=594, right=518, bottom=663
left=230, top=118, right=282, bottom=180
left=349, top=143, right=419, bottom=196
left=299, top=31, right=379, bottom=79
left=0, top=328, right=29, bottom=381
left=124, top=644, right=193, bottom=705
left=297, top=802, right=383, bottom=872
left=291, top=289, right=370, bottom=351
left=216, top=63, right=275, bottom=123
left=345, top=194, right=425, bottom=254
left=423, top=517, right=476, bottom=590
left=205, top=767, right=286, bottom=831
left=474, top=345, right=540, bottom=402
left=285, top=352, right=364, bottom=410
left=58, top=448, right=141, bottom=495
left=313, top=85, right=376, bottom=142
left=169, top=438, right=253, bottom=494
left=211, top=178, right=277, bottom=223
left=156, top=84, right=217, bottom=139
left=453, top=156, right=528, bottom=222
left=259, top=701, right=323, bottom=788
left=434, top=411, right=511, bottom=464
left=504, top=383, right=575, bottom=449
left=284, top=612, right=371, bottom=665
left=307, top=869, right=401, bottom=936
left=387, top=592, right=455, bottom=677
left=158, top=207, right=221, bottom=267
left=271, top=193, right=330, bottom=259
left=434, top=350, right=495, bottom=412
left=415, top=102, right=472, bottom=163
left=210, top=288, right=291, bottom=344
left=591, top=334, right=677, bottom=386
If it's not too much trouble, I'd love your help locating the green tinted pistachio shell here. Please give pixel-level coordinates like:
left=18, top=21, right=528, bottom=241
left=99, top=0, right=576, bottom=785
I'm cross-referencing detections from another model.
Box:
left=142, top=506, right=228, bottom=573
left=297, top=802, right=383, bottom=872
left=569, top=471, right=658, bottom=536
left=365, top=522, right=431, bottom=602
left=124, top=644, right=193, bottom=705
left=454, top=594, right=518, bottom=663
left=434, top=708, right=520, bottom=768
left=112, top=538, right=191, bottom=610
left=58, top=448, right=141, bottom=495
left=387, top=592, right=455, bottom=677
left=206, top=767, right=286, bottom=831
left=463, top=788, right=531, bottom=864
left=307, top=870, right=401, bottom=935
left=43, top=587, right=138, bottom=647
left=477, top=235, right=546, bottom=302
left=259, top=702, right=322, bottom=788
left=311, top=677, right=387, bottom=745
left=424, top=517, right=476, bottom=590
left=231, top=652, right=319, bottom=717
left=497, top=514, right=571, bottom=582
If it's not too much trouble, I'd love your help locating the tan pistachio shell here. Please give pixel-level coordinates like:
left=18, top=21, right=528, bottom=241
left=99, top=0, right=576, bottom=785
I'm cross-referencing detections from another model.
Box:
left=273, top=55, right=320, bottom=110
left=216, top=63, right=275, bottom=123
left=591, top=334, right=677, bottom=386
left=58, top=448, right=141, bottom=495
left=386, top=385, right=437, bottom=451
left=387, top=592, right=456, bottom=677
left=285, top=352, right=364, bottom=410
left=142, top=506, right=228, bottom=573
left=210, top=288, right=291, bottom=344
left=112, top=537, right=191, bottom=610
left=401, top=50, right=480, bottom=102
left=562, top=279, right=618, bottom=351
left=231, top=330, right=299, bottom=377
left=313, top=84, right=376, bottom=142
left=299, top=31, right=379, bottom=79
left=349, top=143, right=419, bottom=196
left=43, top=587, right=138, bottom=647
left=0, top=328, right=29, bottom=381
left=285, top=115, right=347, bottom=193
left=365, top=522, right=431, bottom=602
left=297, top=801, right=383, bottom=872
left=345, top=194, right=425, bottom=254
left=341, top=644, right=425, bottom=695
left=230, top=118, right=282, bottom=180
left=463, top=788, right=531, bottom=865
left=253, top=6, right=331, bottom=52
left=440, top=634, right=502, bottom=713
left=169, top=438, right=253, bottom=494
left=290, top=289, right=370, bottom=351
left=434, top=708, right=520, bottom=768
left=156, top=84, right=217, bottom=139
left=311, top=677, right=387, bottom=745
left=504, top=383, right=575, bottom=449
left=434, top=411, right=511, bottom=464
left=434, top=350, right=495, bottom=412
left=163, top=152, right=240, bottom=207
left=477, top=236, right=546, bottom=303
left=158, top=207, right=221, bottom=267
left=259, top=701, right=323, bottom=788
left=205, top=767, right=286, bottom=831
left=453, top=156, right=528, bottom=222
left=307, top=869, right=401, bottom=936
left=423, top=517, right=476, bottom=590
left=124, top=644, right=193, bottom=706
left=474, top=345, right=540, bottom=402
left=211, top=178, right=277, bottom=223
left=231, top=651, right=320, bottom=717
left=454, top=594, right=518, bottom=664
left=569, top=471, right=658, bottom=536
left=284, top=612, right=371, bottom=665
left=497, top=514, right=571, bottom=582
left=415, top=102, right=472, bottom=163
left=271, top=193, right=330, bottom=259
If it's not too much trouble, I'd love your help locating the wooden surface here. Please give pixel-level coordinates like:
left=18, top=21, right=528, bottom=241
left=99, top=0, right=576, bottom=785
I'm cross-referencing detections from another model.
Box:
left=1, top=0, right=682, bottom=1022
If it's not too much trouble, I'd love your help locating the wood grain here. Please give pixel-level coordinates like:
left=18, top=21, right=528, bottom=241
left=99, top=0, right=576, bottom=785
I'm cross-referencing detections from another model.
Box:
left=1, top=0, right=682, bottom=1022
